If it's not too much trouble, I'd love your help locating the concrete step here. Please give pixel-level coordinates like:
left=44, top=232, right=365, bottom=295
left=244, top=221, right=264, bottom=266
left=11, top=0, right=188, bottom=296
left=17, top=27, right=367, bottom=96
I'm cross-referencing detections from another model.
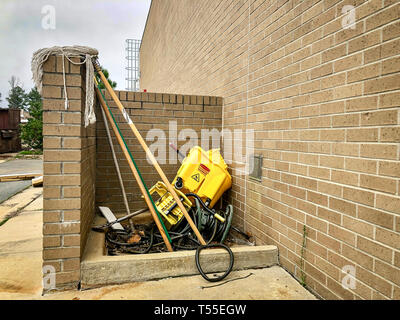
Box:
left=81, top=217, right=278, bottom=289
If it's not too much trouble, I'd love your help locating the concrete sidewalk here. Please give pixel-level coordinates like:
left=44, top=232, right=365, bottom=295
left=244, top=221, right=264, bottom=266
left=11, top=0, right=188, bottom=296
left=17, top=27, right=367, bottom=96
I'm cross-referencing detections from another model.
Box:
left=0, top=187, right=43, bottom=299
left=45, top=266, right=315, bottom=300
left=0, top=187, right=316, bottom=300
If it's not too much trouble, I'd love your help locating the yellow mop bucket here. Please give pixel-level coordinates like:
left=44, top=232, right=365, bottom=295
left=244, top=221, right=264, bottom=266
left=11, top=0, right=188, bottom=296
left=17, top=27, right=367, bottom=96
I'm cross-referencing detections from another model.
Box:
left=172, top=146, right=232, bottom=208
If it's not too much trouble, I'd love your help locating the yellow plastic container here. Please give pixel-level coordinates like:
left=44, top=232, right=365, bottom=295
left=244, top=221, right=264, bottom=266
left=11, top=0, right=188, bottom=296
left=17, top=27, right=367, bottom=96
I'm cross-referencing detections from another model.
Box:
left=172, top=146, right=232, bottom=208
left=148, top=181, right=192, bottom=230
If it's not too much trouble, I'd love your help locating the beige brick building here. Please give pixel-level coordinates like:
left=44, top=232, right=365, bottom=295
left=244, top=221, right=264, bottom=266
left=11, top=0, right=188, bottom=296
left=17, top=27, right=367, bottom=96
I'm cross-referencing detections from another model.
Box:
left=140, top=0, right=400, bottom=299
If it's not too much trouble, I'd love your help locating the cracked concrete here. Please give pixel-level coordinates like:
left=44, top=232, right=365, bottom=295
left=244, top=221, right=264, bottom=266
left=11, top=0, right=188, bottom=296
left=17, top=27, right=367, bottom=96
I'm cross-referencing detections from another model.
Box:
left=0, top=187, right=42, bottom=223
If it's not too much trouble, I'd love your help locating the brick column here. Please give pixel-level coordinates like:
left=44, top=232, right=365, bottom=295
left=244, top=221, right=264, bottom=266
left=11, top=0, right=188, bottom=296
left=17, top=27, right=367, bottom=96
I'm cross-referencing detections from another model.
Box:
left=42, top=54, right=96, bottom=291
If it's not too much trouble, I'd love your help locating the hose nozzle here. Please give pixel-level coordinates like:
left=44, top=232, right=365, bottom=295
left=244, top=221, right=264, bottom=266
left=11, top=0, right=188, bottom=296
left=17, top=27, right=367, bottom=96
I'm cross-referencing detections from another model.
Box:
left=214, top=213, right=226, bottom=223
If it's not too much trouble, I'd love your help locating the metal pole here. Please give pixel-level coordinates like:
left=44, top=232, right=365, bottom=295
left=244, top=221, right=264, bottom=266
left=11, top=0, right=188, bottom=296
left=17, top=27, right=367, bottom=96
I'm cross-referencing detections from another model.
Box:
left=100, top=105, right=134, bottom=230
left=95, top=80, right=173, bottom=252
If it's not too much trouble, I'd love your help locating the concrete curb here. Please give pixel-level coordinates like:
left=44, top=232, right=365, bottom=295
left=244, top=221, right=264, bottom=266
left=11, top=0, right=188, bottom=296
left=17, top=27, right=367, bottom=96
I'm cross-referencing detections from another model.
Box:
left=81, top=220, right=278, bottom=289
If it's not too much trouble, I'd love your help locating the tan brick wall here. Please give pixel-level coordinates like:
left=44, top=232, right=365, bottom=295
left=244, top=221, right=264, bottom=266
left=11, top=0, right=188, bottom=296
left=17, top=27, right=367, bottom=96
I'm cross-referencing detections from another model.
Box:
left=141, top=0, right=400, bottom=299
left=96, top=91, right=223, bottom=214
left=42, top=55, right=96, bottom=291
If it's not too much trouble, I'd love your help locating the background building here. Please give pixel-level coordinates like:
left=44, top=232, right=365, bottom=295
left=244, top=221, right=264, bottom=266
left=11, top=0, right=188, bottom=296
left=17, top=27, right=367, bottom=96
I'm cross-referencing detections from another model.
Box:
left=140, top=0, right=400, bottom=300
left=0, top=108, right=21, bottom=153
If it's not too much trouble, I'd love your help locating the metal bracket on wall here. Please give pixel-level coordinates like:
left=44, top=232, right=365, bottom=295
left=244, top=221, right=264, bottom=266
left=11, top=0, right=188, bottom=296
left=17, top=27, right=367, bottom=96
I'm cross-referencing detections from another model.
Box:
left=249, top=154, right=263, bottom=182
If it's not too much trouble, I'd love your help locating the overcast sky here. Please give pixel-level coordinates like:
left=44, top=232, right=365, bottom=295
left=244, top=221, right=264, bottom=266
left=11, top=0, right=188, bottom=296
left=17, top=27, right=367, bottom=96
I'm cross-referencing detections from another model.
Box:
left=0, top=0, right=151, bottom=108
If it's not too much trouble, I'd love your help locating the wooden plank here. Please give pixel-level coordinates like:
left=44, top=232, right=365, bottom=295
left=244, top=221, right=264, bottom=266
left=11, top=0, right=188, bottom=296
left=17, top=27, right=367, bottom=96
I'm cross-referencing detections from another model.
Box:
left=32, top=176, right=43, bottom=187
left=0, top=173, right=42, bottom=182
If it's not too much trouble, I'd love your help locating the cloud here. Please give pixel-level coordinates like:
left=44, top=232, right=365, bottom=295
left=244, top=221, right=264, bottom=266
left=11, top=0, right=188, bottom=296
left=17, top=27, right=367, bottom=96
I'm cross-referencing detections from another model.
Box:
left=0, top=0, right=151, bottom=107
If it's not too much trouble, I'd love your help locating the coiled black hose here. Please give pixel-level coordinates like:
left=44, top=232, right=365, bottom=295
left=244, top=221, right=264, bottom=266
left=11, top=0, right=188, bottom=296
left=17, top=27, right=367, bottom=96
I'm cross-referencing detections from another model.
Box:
left=102, top=196, right=235, bottom=281
left=185, top=193, right=217, bottom=216
left=195, top=243, right=234, bottom=282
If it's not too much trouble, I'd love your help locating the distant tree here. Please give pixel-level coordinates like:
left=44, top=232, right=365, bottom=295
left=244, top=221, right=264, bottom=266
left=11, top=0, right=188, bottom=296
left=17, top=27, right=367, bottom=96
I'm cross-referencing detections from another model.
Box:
left=20, top=88, right=43, bottom=150
left=7, top=76, right=27, bottom=109
left=95, top=68, right=117, bottom=90
left=24, top=87, right=41, bottom=112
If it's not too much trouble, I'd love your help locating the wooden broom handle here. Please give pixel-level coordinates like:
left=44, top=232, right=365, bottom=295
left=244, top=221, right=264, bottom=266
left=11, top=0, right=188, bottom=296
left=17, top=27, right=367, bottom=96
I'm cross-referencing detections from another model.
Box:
left=95, top=67, right=206, bottom=245
left=94, top=83, right=173, bottom=252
